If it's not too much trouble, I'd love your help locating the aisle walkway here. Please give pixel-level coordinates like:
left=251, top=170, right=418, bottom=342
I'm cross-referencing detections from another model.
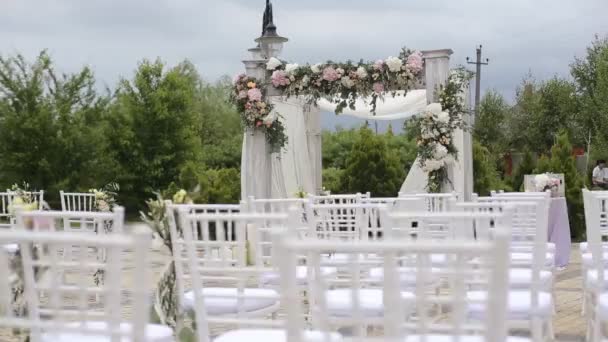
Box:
left=553, top=245, right=585, bottom=341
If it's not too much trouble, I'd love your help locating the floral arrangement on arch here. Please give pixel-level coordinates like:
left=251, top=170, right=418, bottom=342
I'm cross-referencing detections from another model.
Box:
left=416, top=68, right=472, bottom=192
left=231, top=48, right=424, bottom=150
left=232, top=74, right=287, bottom=151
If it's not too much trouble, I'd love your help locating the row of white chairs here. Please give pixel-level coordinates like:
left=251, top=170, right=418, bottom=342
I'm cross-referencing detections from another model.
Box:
left=0, top=191, right=555, bottom=341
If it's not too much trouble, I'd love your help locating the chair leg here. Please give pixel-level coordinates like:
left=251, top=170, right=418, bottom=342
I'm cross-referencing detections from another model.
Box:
left=546, top=319, right=555, bottom=341
left=530, top=318, right=544, bottom=342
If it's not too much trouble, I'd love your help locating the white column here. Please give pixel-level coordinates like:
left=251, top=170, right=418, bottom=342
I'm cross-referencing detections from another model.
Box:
left=240, top=59, right=272, bottom=200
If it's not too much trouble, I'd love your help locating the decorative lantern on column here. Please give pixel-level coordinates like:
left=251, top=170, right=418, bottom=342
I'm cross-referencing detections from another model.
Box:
left=255, top=21, right=288, bottom=59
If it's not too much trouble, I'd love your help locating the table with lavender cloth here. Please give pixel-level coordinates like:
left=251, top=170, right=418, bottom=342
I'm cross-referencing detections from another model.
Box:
left=549, top=197, right=571, bottom=268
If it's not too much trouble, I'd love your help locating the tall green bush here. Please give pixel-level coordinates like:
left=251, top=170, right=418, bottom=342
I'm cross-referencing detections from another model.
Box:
left=341, top=127, right=404, bottom=197
left=473, top=141, right=510, bottom=196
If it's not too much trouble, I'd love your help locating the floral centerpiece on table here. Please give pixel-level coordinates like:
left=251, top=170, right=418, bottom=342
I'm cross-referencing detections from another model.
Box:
left=534, top=173, right=561, bottom=196
left=232, top=74, right=287, bottom=151
left=416, top=68, right=472, bottom=192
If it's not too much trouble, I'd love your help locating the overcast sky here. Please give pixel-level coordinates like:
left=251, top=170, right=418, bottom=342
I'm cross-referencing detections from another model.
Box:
left=1, top=0, right=607, bottom=129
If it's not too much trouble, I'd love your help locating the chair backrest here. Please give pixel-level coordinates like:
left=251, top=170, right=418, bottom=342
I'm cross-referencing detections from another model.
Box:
left=0, top=228, right=151, bottom=342
left=398, top=192, right=459, bottom=212
left=308, top=192, right=370, bottom=205
left=305, top=202, right=392, bottom=241
left=13, top=207, right=125, bottom=235
left=275, top=221, right=511, bottom=342
left=168, top=206, right=290, bottom=316
left=0, top=192, right=11, bottom=229
left=60, top=191, right=97, bottom=212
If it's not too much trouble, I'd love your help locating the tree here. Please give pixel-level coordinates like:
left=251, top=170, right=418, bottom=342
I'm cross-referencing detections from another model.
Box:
left=472, top=141, right=510, bottom=196
left=571, top=35, right=608, bottom=150
left=534, top=131, right=586, bottom=239
left=105, top=59, right=202, bottom=210
left=0, top=51, right=112, bottom=207
left=474, top=90, right=510, bottom=153
left=342, top=127, right=404, bottom=196
left=198, top=76, right=242, bottom=169
left=510, top=150, right=536, bottom=191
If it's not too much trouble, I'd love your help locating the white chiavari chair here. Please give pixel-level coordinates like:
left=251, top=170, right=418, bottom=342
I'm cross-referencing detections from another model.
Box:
left=451, top=200, right=554, bottom=292
left=6, top=189, right=45, bottom=210
left=398, top=192, right=459, bottom=212
left=0, top=226, right=173, bottom=342
left=275, top=213, right=514, bottom=342
left=581, top=188, right=608, bottom=341
left=60, top=191, right=97, bottom=212
left=0, top=192, right=12, bottom=229
left=167, top=205, right=287, bottom=334
left=582, top=189, right=608, bottom=321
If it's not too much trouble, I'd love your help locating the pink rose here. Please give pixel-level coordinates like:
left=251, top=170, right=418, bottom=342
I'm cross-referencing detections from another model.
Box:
left=256, top=121, right=263, bottom=127
left=373, top=82, right=384, bottom=93
left=406, top=51, right=423, bottom=74
left=247, top=88, right=262, bottom=102
left=322, top=67, right=339, bottom=82
left=238, top=90, right=248, bottom=99
left=233, top=73, right=245, bottom=84
left=271, top=70, right=290, bottom=87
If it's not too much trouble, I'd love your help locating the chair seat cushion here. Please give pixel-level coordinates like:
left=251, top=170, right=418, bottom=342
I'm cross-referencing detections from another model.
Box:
left=467, top=290, right=553, bottom=319
left=260, top=266, right=337, bottom=286
left=325, top=288, right=414, bottom=317
left=404, top=334, right=530, bottom=342
left=215, top=329, right=341, bottom=342
left=509, top=269, right=553, bottom=288
left=183, top=287, right=279, bottom=315
left=3, top=243, right=18, bottom=254
left=510, top=252, right=554, bottom=267
left=582, top=252, right=608, bottom=267
left=40, top=321, right=173, bottom=342
left=367, top=267, right=440, bottom=287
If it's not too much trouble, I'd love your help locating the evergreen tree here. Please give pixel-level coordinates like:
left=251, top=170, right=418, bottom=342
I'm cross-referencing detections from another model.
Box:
left=473, top=141, right=510, bottom=196
left=510, top=150, right=536, bottom=191
left=534, top=131, right=586, bottom=238
left=342, top=127, right=404, bottom=197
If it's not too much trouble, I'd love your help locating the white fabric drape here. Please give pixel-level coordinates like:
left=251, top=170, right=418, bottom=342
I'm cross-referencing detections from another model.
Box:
left=316, top=89, right=427, bottom=120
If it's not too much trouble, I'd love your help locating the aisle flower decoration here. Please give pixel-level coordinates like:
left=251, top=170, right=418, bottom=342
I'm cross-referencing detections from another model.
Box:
left=8, top=182, right=41, bottom=215
left=140, top=189, right=193, bottom=333
left=416, top=67, right=472, bottom=192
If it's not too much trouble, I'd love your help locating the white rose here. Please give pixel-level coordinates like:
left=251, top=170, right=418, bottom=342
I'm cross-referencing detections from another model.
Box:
left=433, top=129, right=440, bottom=137
left=356, top=66, right=368, bottom=79
left=426, top=103, right=443, bottom=116
left=311, top=63, right=322, bottom=74
left=263, top=111, right=278, bottom=124
left=285, top=63, right=299, bottom=74
left=336, top=68, right=345, bottom=75
left=437, top=111, right=450, bottom=123
left=385, top=56, right=403, bottom=72
left=266, top=57, right=282, bottom=70
left=341, top=76, right=354, bottom=88
left=434, top=145, right=448, bottom=159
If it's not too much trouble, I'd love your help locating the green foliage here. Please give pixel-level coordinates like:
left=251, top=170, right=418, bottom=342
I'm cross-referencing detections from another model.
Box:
left=474, top=90, right=510, bottom=154
left=105, top=59, right=202, bottom=210
left=341, top=127, right=404, bottom=197
left=322, top=167, right=344, bottom=194
left=473, top=140, right=510, bottom=196
left=198, top=168, right=241, bottom=204
left=0, top=51, right=113, bottom=208
left=534, top=131, right=586, bottom=239
left=322, top=128, right=359, bottom=169
left=510, top=150, right=536, bottom=191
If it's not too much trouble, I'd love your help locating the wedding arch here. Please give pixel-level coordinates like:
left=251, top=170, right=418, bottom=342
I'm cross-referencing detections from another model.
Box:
left=234, top=6, right=474, bottom=201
